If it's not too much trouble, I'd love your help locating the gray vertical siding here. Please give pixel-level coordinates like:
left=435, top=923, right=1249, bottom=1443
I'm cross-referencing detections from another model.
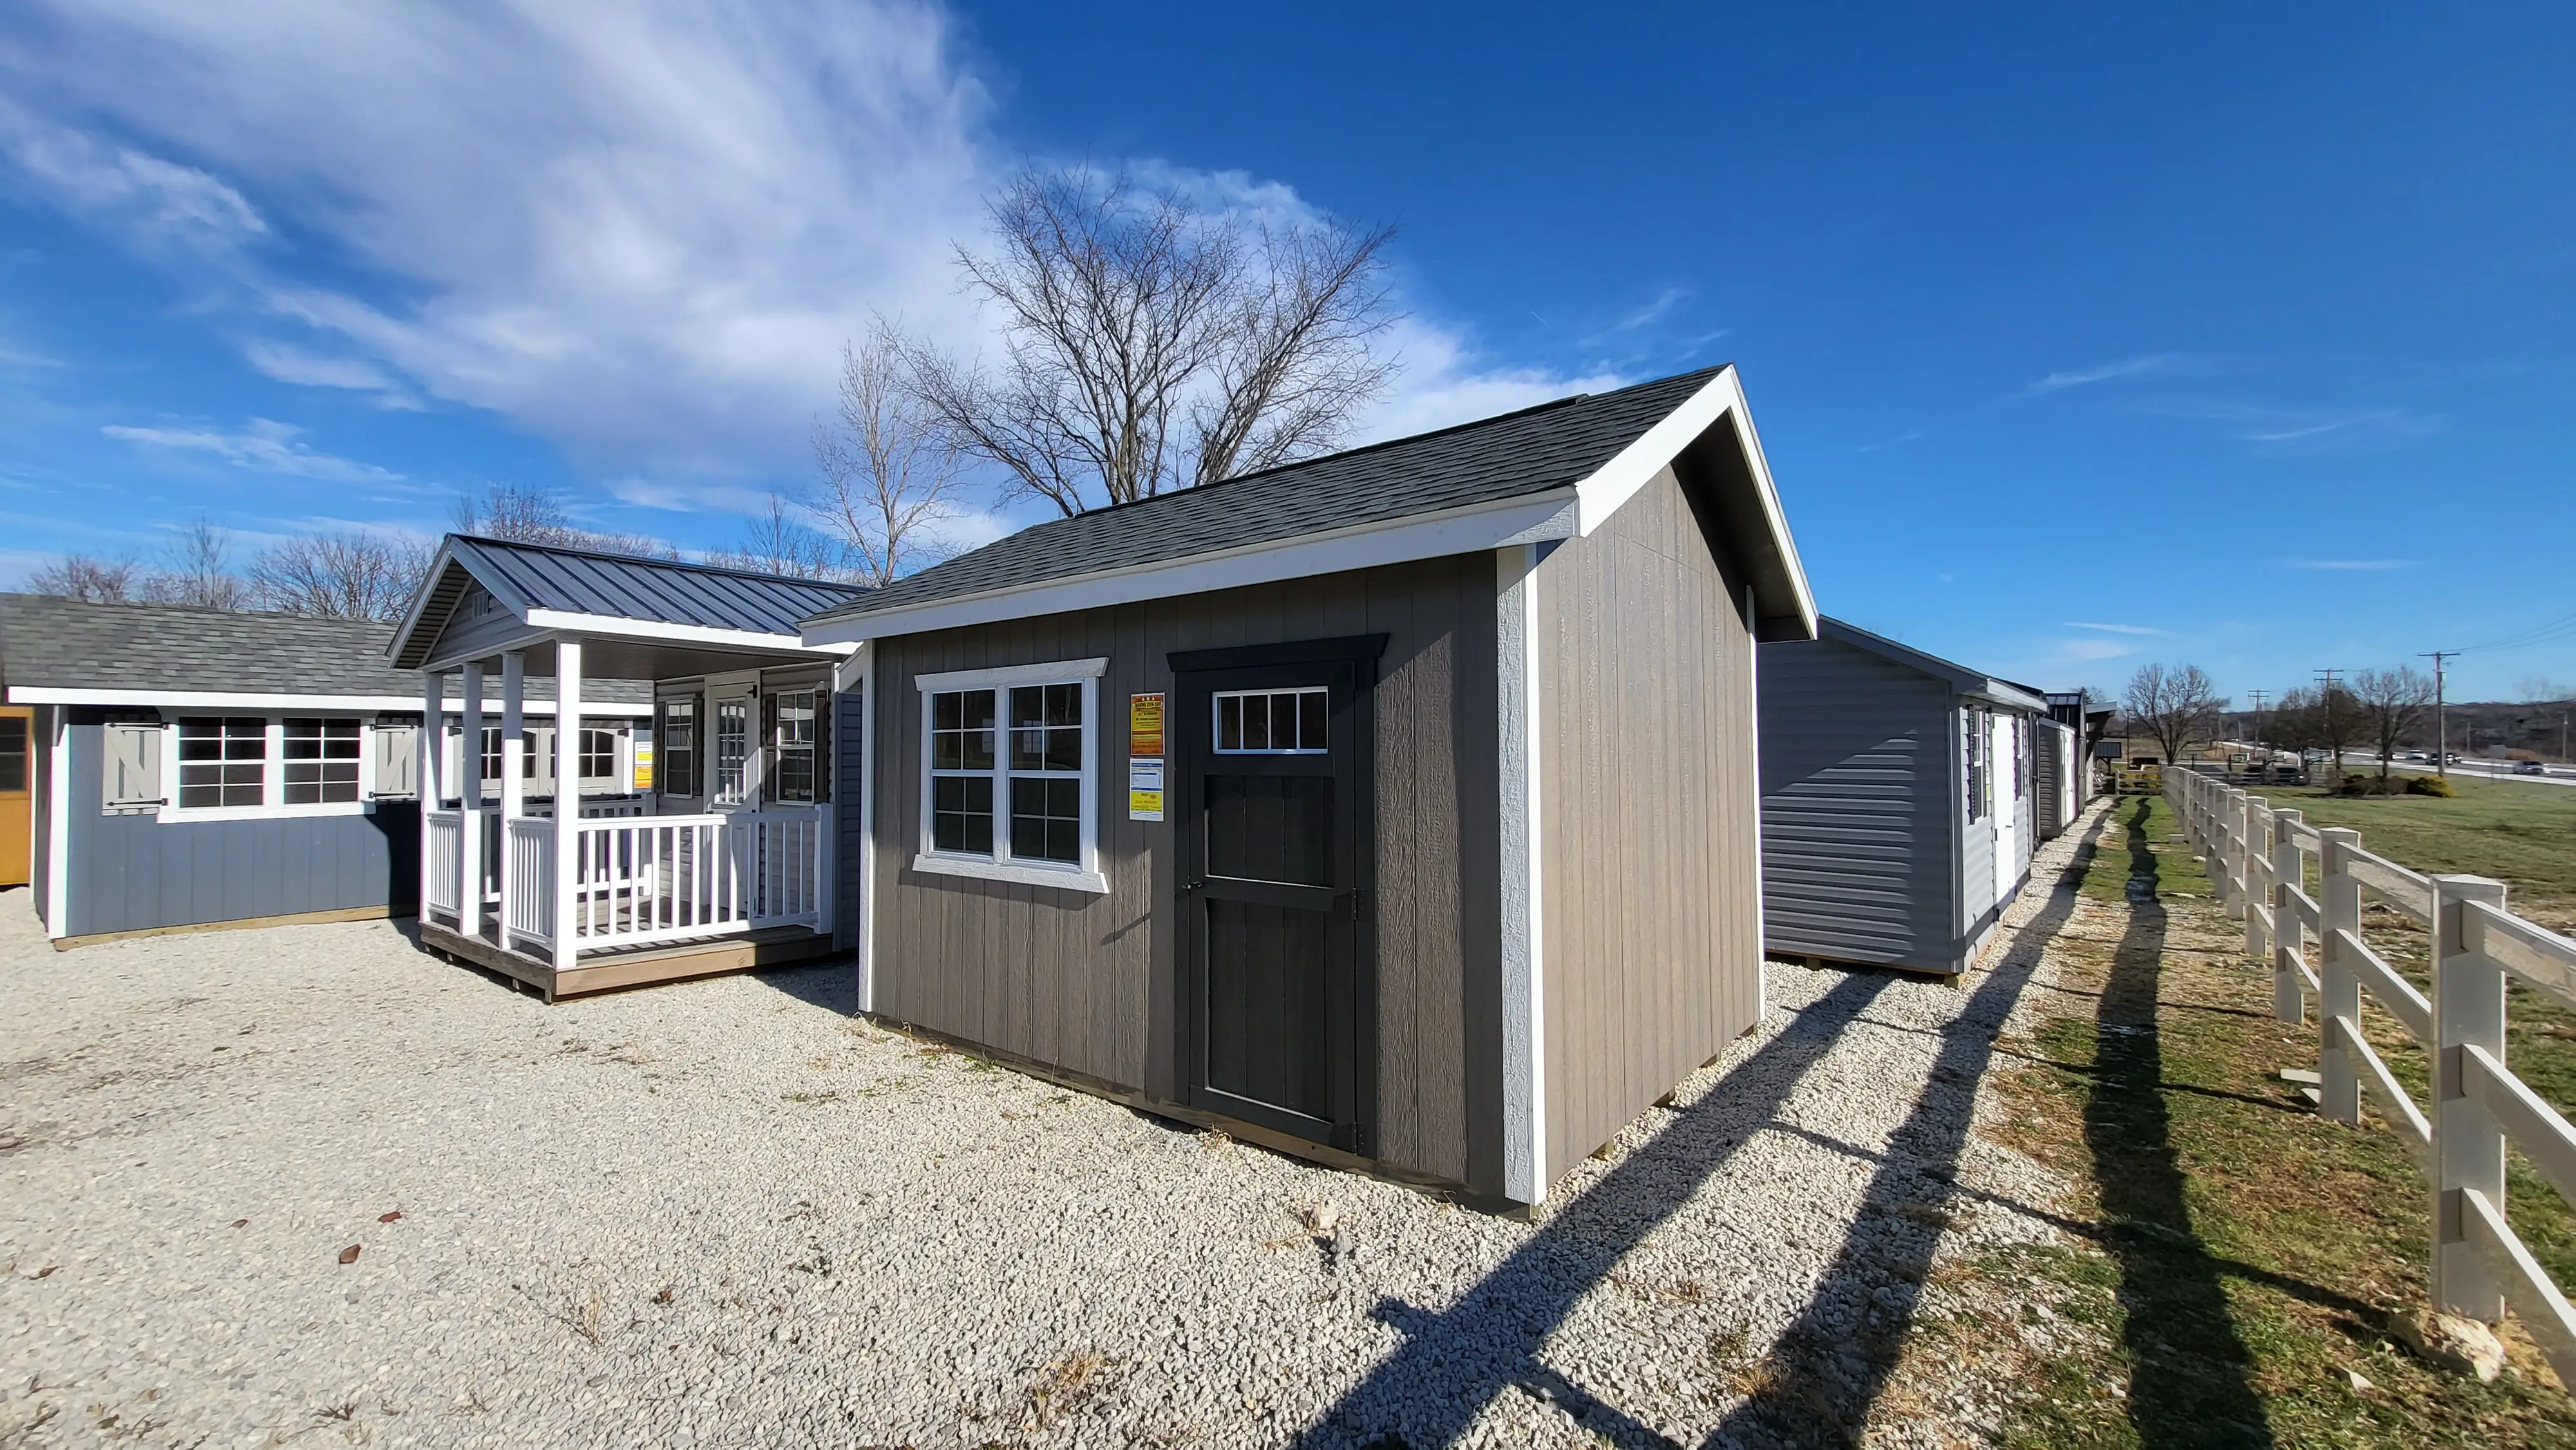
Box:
left=833, top=687, right=866, bottom=950
left=1534, top=464, right=1764, bottom=1185
left=60, top=713, right=418, bottom=939
left=864, top=554, right=1504, bottom=1194
left=1756, top=636, right=1960, bottom=972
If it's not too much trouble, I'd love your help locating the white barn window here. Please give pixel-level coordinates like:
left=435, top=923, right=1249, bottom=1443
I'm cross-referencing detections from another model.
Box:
left=914, top=658, right=1108, bottom=894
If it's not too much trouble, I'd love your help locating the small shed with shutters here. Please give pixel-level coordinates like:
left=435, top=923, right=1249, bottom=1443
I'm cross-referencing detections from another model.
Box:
left=797, top=366, right=1815, bottom=1209
left=1755, top=617, right=2050, bottom=977
left=0, top=592, right=650, bottom=948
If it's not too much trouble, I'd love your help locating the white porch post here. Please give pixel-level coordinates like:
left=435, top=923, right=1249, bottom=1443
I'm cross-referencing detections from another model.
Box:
left=459, top=661, right=486, bottom=940
left=500, top=652, right=526, bottom=950
left=419, top=666, right=446, bottom=921
left=552, top=637, right=583, bottom=974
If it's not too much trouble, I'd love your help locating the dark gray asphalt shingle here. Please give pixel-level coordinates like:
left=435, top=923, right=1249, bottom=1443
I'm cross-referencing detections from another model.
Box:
left=805, top=367, right=1725, bottom=625
left=453, top=537, right=871, bottom=635
left=0, top=594, right=647, bottom=703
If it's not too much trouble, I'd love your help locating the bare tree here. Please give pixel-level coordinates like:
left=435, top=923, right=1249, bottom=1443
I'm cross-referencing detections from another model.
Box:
left=454, top=484, right=677, bottom=559
left=703, top=494, right=847, bottom=581
left=906, top=164, right=1399, bottom=516
left=140, top=516, right=252, bottom=610
left=2124, top=663, right=2225, bottom=766
left=2519, top=675, right=2575, bottom=705
left=250, top=531, right=433, bottom=621
left=809, top=326, right=964, bottom=585
left=2352, top=664, right=2437, bottom=780
left=25, top=553, right=144, bottom=603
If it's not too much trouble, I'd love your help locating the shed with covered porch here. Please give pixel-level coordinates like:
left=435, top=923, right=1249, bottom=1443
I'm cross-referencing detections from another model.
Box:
left=386, top=537, right=870, bottom=999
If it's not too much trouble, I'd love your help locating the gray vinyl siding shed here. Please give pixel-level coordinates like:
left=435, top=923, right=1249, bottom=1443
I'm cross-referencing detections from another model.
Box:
left=1757, top=618, right=2048, bottom=977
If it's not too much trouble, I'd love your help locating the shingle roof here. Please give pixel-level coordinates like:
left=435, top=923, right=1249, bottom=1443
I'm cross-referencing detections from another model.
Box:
left=0, top=593, right=647, bottom=704
left=1814, top=617, right=2050, bottom=713
left=804, top=367, right=1726, bottom=626
left=450, top=536, right=870, bottom=636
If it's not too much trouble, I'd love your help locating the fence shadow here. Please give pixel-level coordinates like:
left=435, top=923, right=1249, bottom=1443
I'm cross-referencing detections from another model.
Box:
left=2086, top=796, right=2275, bottom=1447
left=1296, top=970, right=1899, bottom=1449
left=1702, top=812, right=2105, bottom=1447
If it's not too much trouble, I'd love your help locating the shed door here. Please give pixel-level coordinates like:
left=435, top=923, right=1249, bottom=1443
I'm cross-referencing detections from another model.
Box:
left=1177, top=657, right=1372, bottom=1153
left=0, top=708, right=28, bottom=889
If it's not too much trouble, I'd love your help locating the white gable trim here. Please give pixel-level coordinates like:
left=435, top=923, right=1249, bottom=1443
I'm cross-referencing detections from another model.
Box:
left=5, top=687, right=650, bottom=715
left=522, top=610, right=853, bottom=658
left=1569, top=366, right=1817, bottom=633
left=804, top=492, right=1580, bottom=647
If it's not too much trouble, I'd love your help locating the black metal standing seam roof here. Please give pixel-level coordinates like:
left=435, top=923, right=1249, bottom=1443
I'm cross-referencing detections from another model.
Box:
left=802, top=366, right=1728, bottom=625
left=450, top=536, right=873, bottom=636
left=0, top=593, right=649, bottom=704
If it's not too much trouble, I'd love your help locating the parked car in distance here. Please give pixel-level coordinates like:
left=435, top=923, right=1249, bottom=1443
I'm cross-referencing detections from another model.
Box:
left=2515, top=760, right=2549, bottom=776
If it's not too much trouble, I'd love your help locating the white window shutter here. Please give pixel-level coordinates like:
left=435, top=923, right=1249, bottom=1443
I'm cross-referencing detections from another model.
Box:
left=373, top=724, right=420, bottom=800
left=103, top=722, right=164, bottom=810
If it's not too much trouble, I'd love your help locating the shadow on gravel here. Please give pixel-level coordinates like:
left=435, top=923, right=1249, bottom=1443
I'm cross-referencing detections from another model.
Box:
left=2085, top=798, right=2275, bottom=1448
left=1698, top=811, right=2107, bottom=1448
left=753, top=957, right=860, bottom=1015
left=1295, top=972, right=1898, bottom=1450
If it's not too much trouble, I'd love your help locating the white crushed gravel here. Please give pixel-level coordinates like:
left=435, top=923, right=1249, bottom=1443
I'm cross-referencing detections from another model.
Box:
left=0, top=813, right=2101, bottom=1448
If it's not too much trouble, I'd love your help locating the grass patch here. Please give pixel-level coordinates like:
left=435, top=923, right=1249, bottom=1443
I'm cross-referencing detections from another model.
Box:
left=1978, top=795, right=2576, bottom=1448
left=2268, top=773, right=2576, bottom=928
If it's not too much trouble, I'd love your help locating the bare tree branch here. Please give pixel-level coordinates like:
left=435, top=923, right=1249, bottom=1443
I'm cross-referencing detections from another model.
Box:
left=808, top=325, right=965, bottom=585
left=2351, top=664, right=2436, bottom=778
left=2124, top=663, right=2226, bottom=766
left=454, top=484, right=678, bottom=559
left=703, top=494, right=848, bottom=581
left=25, top=553, right=144, bottom=603
left=249, top=532, right=433, bottom=621
left=139, top=516, right=252, bottom=610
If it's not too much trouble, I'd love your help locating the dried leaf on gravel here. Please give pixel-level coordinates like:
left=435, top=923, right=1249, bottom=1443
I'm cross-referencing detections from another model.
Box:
left=230, top=1218, right=248, bottom=1228
left=377, top=1210, right=402, bottom=1223
left=337, top=1245, right=361, bottom=1264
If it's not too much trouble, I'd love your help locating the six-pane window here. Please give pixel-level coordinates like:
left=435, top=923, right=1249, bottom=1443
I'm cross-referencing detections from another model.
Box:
left=772, top=690, right=819, bottom=803
left=282, top=717, right=362, bottom=804
left=178, top=717, right=267, bottom=807
left=660, top=698, right=696, bottom=796
left=1007, top=684, right=1083, bottom=862
left=1215, top=688, right=1327, bottom=754
left=930, top=688, right=996, bottom=853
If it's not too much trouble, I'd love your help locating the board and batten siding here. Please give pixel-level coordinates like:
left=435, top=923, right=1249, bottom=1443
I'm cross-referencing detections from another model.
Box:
left=866, top=554, right=1506, bottom=1196
left=1531, top=464, right=1763, bottom=1187
left=1756, top=635, right=1957, bottom=972
left=58, top=713, right=419, bottom=938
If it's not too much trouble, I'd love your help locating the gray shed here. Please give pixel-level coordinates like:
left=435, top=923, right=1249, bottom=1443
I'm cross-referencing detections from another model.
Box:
left=1756, top=617, right=2049, bottom=977
left=0, top=593, right=648, bottom=948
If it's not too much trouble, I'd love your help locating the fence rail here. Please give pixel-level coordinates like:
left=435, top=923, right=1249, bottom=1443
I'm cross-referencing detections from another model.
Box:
left=2168, top=764, right=2576, bottom=1383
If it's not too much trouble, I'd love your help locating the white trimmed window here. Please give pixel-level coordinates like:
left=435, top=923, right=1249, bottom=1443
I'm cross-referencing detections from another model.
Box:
left=165, top=713, right=383, bottom=820
left=914, top=658, right=1106, bottom=894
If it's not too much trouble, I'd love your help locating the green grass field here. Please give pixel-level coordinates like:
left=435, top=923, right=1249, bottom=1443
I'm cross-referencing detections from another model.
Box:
left=2266, top=773, right=2576, bottom=928
left=1979, top=795, right=2576, bottom=1448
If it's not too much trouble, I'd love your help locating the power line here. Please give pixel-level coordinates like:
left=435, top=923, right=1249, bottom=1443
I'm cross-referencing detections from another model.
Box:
left=2420, top=652, right=2456, bottom=777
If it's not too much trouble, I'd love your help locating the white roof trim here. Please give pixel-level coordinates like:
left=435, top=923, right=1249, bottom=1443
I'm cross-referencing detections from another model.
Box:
left=803, top=492, right=1579, bottom=647
left=5, top=686, right=651, bottom=715
left=522, top=609, right=853, bottom=657
left=1570, top=366, right=1816, bottom=634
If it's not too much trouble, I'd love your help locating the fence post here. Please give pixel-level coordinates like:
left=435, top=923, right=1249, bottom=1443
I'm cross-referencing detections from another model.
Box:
left=2432, top=873, right=2512, bottom=1324
left=2271, top=807, right=2304, bottom=1022
left=2317, top=828, right=2363, bottom=1124
left=2222, top=788, right=2249, bottom=920
left=2243, top=795, right=2272, bottom=959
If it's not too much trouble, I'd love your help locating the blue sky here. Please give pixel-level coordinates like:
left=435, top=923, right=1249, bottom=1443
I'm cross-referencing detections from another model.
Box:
left=2, top=3, right=2570, bottom=701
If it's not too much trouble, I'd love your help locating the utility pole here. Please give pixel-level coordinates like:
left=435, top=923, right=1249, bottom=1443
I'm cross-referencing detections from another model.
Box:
left=2420, top=650, right=2455, bottom=778
left=2315, top=668, right=2342, bottom=775
left=2246, top=688, right=2271, bottom=753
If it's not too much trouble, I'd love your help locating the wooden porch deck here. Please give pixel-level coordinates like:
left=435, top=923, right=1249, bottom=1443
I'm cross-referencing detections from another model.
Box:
left=418, top=915, right=838, bottom=1001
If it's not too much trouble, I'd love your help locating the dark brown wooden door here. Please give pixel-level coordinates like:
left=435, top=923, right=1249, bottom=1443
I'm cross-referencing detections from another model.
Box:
left=1175, top=643, right=1378, bottom=1154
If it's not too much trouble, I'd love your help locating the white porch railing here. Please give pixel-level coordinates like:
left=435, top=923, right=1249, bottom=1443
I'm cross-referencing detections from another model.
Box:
left=425, top=809, right=462, bottom=917
left=497, top=806, right=831, bottom=956
left=2169, top=765, right=2576, bottom=1384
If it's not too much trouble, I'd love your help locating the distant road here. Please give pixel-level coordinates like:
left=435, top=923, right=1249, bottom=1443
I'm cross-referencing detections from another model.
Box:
left=2333, top=752, right=2576, bottom=790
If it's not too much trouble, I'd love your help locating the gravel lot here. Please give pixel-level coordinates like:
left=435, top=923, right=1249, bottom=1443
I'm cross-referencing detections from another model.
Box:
left=0, top=813, right=2099, bottom=1449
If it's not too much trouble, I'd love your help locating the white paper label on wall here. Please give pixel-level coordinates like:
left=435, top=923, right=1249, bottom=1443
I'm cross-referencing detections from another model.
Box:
left=1128, top=758, right=1164, bottom=821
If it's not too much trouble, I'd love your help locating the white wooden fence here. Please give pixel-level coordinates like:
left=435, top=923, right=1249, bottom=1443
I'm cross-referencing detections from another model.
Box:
left=424, top=809, right=462, bottom=918
left=498, top=807, right=829, bottom=956
left=2168, top=765, right=2576, bottom=1380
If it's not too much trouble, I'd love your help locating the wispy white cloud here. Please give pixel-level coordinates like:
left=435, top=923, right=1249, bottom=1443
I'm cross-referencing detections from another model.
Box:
left=1855, top=428, right=1923, bottom=453
left=2279, top=558, right=2417, bottom=571
left=0, top=1, right=1612, bottom=496
left=2142, top=399, right=2443, bottom=455
left=102, top=418, right=403, bottom=484
left=2025, top=353, right=2177, bottom=395
left=2063, top=621, right=2170, bottom=636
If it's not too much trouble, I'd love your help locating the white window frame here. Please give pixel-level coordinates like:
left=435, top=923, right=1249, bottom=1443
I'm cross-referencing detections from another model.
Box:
left=158, top=710, right=379, bottom=822
left=912, top=657, right=1108, bottom=894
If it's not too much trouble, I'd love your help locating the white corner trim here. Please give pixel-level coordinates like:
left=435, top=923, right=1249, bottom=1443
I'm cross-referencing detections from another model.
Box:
left=1567, top=366, right=1818, bottom=636
left=522, top=610, right=855, bottom=657
left=45, top=708, right=70, bottom=939
left=1745, top=584, right=1768, bottom=1019
left=915, top=657, right=1110, bottom=691
left=849, top=643, right=876, bottom=1015
left=802, top=493, right=1578, bottom=647
left=4, top=686, right=651, bottom=716
left=1495, top=543, right=1549, bottom=1205
left=909, top=852, right=1110, bottom=895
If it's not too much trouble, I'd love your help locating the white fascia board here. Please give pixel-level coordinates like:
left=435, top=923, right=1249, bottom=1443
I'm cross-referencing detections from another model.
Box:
left=5, top=686, right=650, bottom=715
left=1568, top=366, right=1819, bottom=637
left=522, top=609, right=854, bottom=658
left=802, top=493, right=1579, bottom=647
